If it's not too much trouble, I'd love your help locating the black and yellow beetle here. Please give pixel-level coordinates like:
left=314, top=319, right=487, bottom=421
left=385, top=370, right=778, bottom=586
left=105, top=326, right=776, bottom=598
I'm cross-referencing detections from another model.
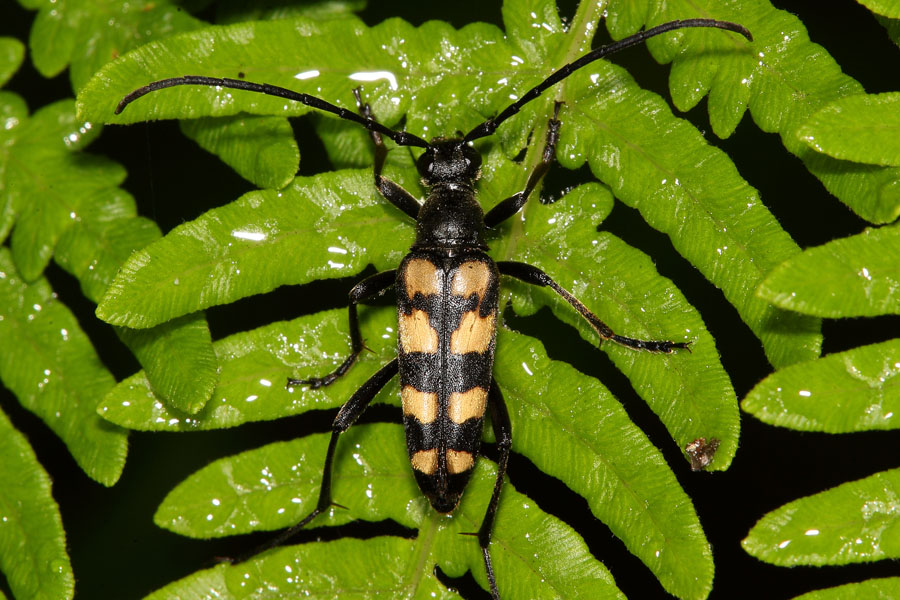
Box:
left=117, top=18, right=751, bottom=600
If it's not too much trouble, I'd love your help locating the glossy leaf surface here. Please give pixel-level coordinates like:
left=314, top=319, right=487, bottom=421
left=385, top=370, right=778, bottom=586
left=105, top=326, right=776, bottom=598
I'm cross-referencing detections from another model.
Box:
left=51, top=192, right=160, bottom=303
left=179, top=115, right=299, bottom=189
left=790, top=577, right=900, bottom=600
left=495, top=180, right=738, bottom=468
left=493, top=329, right=711, bottom=598
left=51, top=186, right=219, bottom=413
left=83, top=1, right=817, bottom=369
left=0, top=408, right=73, bottom=600
left=758, top=225, right=900, bottom=318
left=99, top=308, right=397, bottom=431
left=96, top=169, right=416, bottom=328
left=146, top=537, right=465, bottom=600
left=743, top=467, right=900, bottom=566
left=29, top=0, right=299, bottom=189
left=116, top=315, right=218, bottom=415
left=742, top=339, right=900, bottom=432
left=8, top=1, right=900, bottom=599
left=0, top=248, right=126, bottom=485
left=25, top=0, right=203, bottom=89
left=0, top=91, right=28, bottom=243
left=98, top=168, right=737, bottom=467
left=215, top=0, right=366, bottom=24
left=608, top=0, right=900, bottom=224
left=153, top=422, right=625, bottom=600
left=551, top=34, right=818, bottom=368
left=797, top=93, right=900, bottom=167
left=1, top=10, right=216, bottom=450
left=0, top=37, right=23, bottom=87
left=111, top=300, right=710, bottom=599
left=3, top=99, right=109, bottom=281
left=883, top=17, right=900, bottom=49
left=857, top=0, right=900, bottom=18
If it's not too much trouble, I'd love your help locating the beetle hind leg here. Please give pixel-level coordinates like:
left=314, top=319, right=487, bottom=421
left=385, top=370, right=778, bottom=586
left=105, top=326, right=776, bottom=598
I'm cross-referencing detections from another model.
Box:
left=256, top=359, right=399, bottom=559
left=475, top=379, right=512, bottom=600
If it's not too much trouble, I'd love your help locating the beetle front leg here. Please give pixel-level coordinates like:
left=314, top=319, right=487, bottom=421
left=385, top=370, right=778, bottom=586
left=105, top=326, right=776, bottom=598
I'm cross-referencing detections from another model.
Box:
left=498, top=261, right=690, bottom=353
left=483, top=102, right=562, bottom=228
left=353, top=88, right=422, bottom=221
left=287, top=269, right=396, bottom=389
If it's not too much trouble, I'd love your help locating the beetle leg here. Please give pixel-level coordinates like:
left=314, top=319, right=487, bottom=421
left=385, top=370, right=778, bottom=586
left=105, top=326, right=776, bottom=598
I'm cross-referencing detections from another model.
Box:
left=497, top=261, right=691, bottom=353
left=288, top=270, right=396, bottom=389
left=477, top=378, right=511, bottom=600
left=483, top=102, right=562, bottom=228
left=352, top=88, right=422, bottom=221
left=267, top=359, right=399, bottom=551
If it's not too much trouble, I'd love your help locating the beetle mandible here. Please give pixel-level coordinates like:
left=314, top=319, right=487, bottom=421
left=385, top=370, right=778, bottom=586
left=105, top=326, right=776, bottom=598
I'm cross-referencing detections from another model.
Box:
left=117, top=17, right=751, bottom=600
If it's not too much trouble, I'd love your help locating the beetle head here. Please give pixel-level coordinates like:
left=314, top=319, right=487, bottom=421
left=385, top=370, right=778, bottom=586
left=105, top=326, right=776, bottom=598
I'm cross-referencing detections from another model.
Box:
left=416, top=139, right=481, bottom=185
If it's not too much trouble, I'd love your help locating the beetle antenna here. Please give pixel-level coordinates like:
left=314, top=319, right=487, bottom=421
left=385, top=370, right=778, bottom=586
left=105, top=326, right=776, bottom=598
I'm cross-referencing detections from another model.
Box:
left=116, top=75, right=431, bottom=149
left=465, top=19, right=752, bottom=142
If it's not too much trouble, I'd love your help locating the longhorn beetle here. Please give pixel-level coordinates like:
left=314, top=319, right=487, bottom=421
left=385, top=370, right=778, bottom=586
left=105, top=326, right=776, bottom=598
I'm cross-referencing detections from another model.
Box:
left=118, top=17, right=751, bottom=600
